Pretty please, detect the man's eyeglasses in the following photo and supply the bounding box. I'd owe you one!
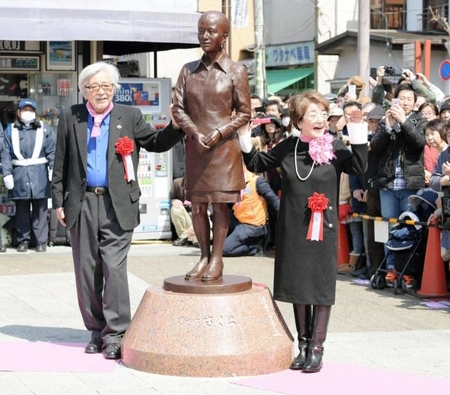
[85,83,114,93]
[305,112,328,121]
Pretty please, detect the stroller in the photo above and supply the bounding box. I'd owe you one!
[370,188,438,295]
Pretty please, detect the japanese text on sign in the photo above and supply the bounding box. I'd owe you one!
[266,42,314,67]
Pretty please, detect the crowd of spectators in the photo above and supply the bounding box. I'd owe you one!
[1,65,450,292]
[188,64,450,291]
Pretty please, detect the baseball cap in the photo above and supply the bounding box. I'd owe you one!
[367,106,385,120]
[18,98,37,110]
[327,107,344,119]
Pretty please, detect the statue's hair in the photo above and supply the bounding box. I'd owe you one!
[200,11,230,34]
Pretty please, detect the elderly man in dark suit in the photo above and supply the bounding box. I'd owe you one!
[52,62,184,360]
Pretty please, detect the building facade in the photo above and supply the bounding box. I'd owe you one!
[0,0,201,127]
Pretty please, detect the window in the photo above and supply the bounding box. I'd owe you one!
[422,0,448,31]
[371,0,405,30]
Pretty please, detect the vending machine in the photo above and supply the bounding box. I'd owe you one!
[115,78,173,240]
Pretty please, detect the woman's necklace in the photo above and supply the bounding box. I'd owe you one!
[294,137,315,181]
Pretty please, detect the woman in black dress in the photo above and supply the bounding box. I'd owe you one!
[239,91,368,373]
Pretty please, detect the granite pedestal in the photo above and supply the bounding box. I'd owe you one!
[121,275,293,377]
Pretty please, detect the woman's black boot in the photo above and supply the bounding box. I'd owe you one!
[302,305,331,373]
[289,304,312,370]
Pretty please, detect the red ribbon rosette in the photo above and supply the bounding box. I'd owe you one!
[306,192,329,241]
[115,136,135,182]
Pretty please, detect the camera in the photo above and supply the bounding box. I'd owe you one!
[384,66,395,76]
[252,117,271,125]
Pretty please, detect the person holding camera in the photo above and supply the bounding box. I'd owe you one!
[400,69,436,106]
[337,75,365,103]
[371,66,396,108]
[372,66,436,110]
[416,72,445,108]
[370,83,427,284]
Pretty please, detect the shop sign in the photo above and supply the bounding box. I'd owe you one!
[0,41,24,51]
[266,42,314,67]
[0,55,40,71]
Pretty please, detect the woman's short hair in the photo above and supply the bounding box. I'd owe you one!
[288,90,329,128]
[418,101,439,117]
[426,118,447,141]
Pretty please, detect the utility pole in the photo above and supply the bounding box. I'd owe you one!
[223,0,232,58]
[358,0,370,97]
[254,0,266,99]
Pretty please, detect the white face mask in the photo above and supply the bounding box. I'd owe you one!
[282,116,290,127]
[20,111,36,123]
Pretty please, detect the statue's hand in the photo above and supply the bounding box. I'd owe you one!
[202,129,221,148]
[194,132,210,151]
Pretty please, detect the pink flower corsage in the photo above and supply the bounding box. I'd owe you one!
[306,192,329,241]
[308,133,336,165]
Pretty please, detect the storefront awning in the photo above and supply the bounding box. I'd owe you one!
[0,0,200,54]
[266,68,314,94]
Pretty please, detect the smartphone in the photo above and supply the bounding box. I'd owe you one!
[348,84,356,96]
[392,98,400,106]
[253,118,272,125]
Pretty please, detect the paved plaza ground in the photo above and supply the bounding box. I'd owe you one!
[0,242,449,394]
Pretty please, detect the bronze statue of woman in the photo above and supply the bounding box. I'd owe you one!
[172,10,251,281]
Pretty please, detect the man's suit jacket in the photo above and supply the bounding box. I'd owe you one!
[52,103,184,231]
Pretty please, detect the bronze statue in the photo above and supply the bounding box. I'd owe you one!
[172,10,251,281]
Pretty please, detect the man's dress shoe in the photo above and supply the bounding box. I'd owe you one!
[35,243,47,252]
[103,343,121,359]
[85,338,103,354]
[16,242,28,252]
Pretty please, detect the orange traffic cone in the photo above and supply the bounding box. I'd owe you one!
[337,222,350,268]
[337,204,350,268]
[416,224,450,298]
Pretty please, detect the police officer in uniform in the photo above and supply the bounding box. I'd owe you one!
[1,99,56,252]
